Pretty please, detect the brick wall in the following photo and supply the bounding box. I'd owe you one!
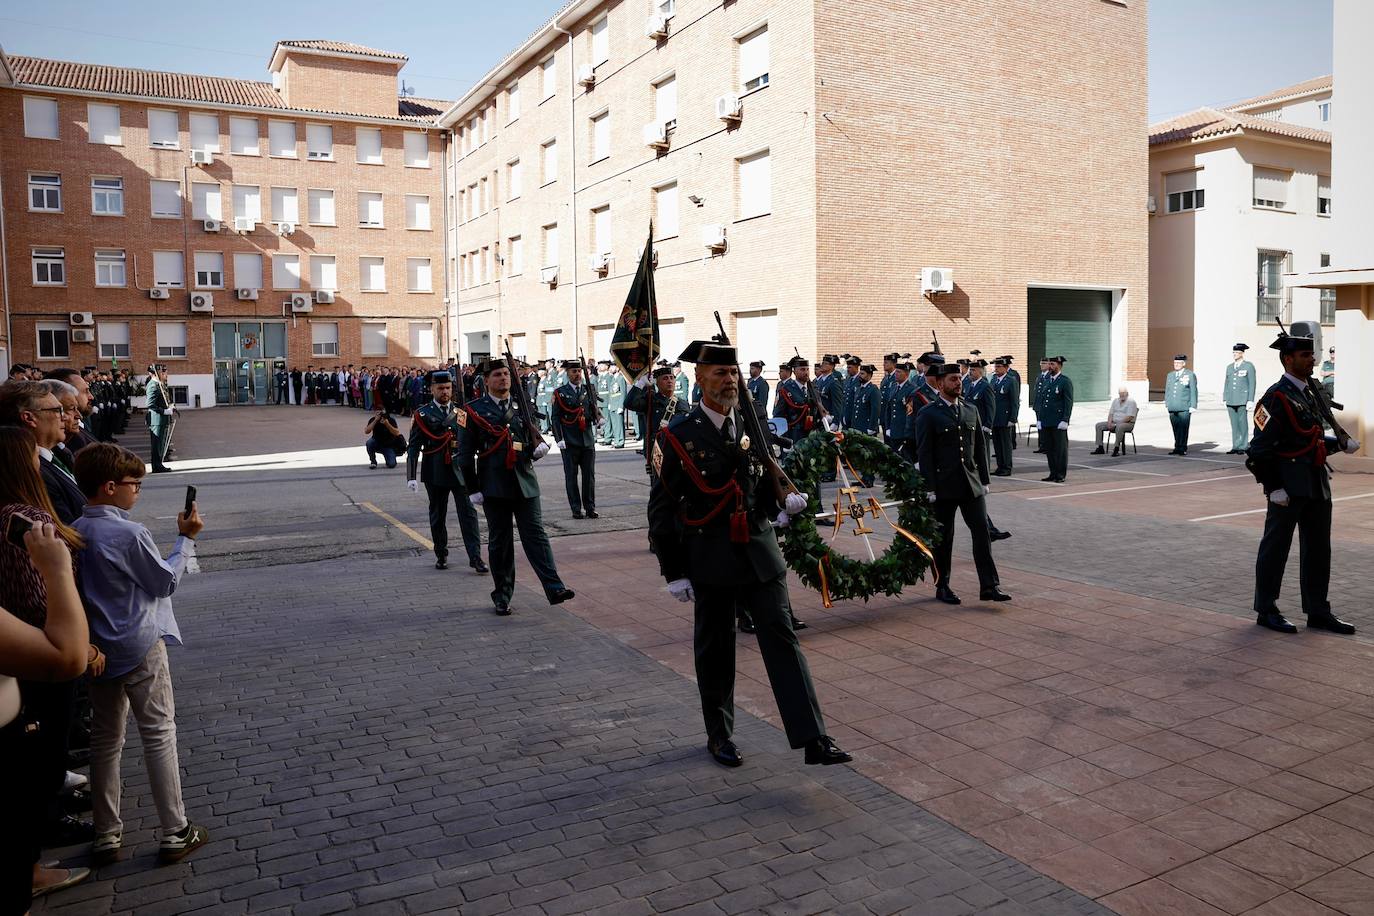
[280,53,400,119]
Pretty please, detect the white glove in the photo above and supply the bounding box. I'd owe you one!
[634,374,650,389]
[1189,407,1197,414]
[1247,402,1254,411]
[982,426,992,436]
[667,578,695,603]
[532,442,550,460]
[469,492,485,507]
[926,492,937,504]
[1057,421,1068,430]
[1270,488,1290,507]
[775,510,792,528]
[1344,439,1361,454]
[784,492,807,515]
[406,479,419,493]
[1037,422,1044,430]
[823,417,840,433]
[163,408,175,417]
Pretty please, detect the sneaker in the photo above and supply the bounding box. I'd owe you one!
[92,832,122,866]
[63,771,89,791]
[158,823,209,865]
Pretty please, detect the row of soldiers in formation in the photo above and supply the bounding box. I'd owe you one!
[5,363,134,442]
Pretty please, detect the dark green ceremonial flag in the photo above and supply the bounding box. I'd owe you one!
[610,224,660,383]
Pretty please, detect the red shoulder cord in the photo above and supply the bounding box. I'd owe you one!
[411,412,455,464]
[555,392,587,431]
[779,387,814,432]
[1270,392,1327,467]
[463,407,518,470]
[660,427,749,543]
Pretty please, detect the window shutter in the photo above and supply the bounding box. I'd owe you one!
[1164,170,1198,194]
[153,250,184,287]
[594,207,611,256]
[148,110,179,147]
[306,124,333,159]
[1253,167,1290,206]
[151,180,182,216]
[404,131,429,167]
[310,256,337,290]
[24,97,60,139]
[592,17,609,65]
[233,185,262,222]
[655,77,677,124]
[230,117,259,154]
[272,187,299,223]
[738,150,771,218]
[87,103,121,144]
[739,26,769,90]
[356,127,383,164]
[190,113,219,152]
[233,253,263,289]
[268,120,296,157]
[309,189,335,225]
[656,183,679,238]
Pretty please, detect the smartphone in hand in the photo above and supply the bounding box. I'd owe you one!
[5,513,34,549]
[184,485,197,517]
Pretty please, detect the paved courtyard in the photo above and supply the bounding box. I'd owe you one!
[36,403,1374,915]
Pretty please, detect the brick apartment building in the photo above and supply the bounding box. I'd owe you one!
[442,0,1150,401]
[0,40,448,407]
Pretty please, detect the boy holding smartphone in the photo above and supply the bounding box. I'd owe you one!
[69,444,208,866]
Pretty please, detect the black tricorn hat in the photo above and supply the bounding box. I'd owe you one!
[478,357,509,375]
[778,363,792,372]
[1174,354,1189,361]
[1271,333,1314,354]
[653,366,675,379]
[845,355,862,366]
[787,355,808,368]
[821,354,839,365]
[934,363,963,378]
[1233,343,1250,351]
[992,357,1009,366]
[884,352,901,363]
[429,370,453,384]
[748,360,764,368]
[1048,355,1066,364]
[679,340,737,366]
[860,364,877,374]
[561,359,582,370]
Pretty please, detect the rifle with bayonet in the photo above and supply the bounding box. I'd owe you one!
[795,346,832,429]
[576,348,601,427]
[502,337,548,451]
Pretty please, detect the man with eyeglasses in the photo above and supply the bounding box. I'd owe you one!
[0,380,86,523]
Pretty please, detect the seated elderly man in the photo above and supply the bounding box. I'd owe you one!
[1092,388,1138,456]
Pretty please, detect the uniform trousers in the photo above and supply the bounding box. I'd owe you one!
[149,425,170,469]
[1041,427,1069,478]
[1227,405,1250,451]
[931,492,1000,590]
[1254,495,1332,616]
[691,574,825,748]
[1169,410,1192,452]
[560,444,596,513]
[424,480,483,564]
[992,425,1015,471]
[606,408,626,446]
[481,495,566,606]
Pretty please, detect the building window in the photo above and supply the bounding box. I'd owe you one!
[233,253,263,289]
[312,322,339,358]
[591,16,610,66]
[592,206,612,259]
[479,177,489,215]
[189,112,219,153]
[541,55,557,101]
[229,117,260,155]
[23,97,59,140]
[232,184,262,223]
[543,223,559,268]
[192,182,223,221]
[358,192,384,227]
[472,248,486,286]
[194,251,225,288]
[268,120,296,158]
[94,249,127,287]
[148,109,179,148]
[97,321,130,360]
[1164,170,1203,213]
[658,0,676,17]
[405,194,431,230]
[28,173,61,212]
[151,179,182,218]
[1318,175,1331,216]
[153,250,185,288]
[306,124,333,160]
[507,82,521,123]
[1318,101,1331,122]
[87,103,121,145]
[654,74,677,129]
[361,322,388,356]
[739,25,770,93]
[308,188,335,225]
[310,255,337,291]
[156,321,188,359]
[542,139,558,186]
[403,131,429,168]
[36,322,70,359]
[738,149,771,219]
[1257,251,1287,322]
[271,187,300,224]
[407,258,433,292]
[32,247,66,285]
[508,235,524,276]
[507,159,522,200]
[591,110,610,162]
[92,177,124,216]
[1253,167,1289,210]
[655,181,679,238]
[1319,253,1336,325]
[272,254,301,290]
[356,127,383,165]
[409,322,436,358]
[360,257,386,292]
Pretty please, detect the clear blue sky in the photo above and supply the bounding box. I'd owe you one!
[1,0,1333,121]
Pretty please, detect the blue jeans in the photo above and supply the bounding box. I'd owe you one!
[366,437,397,467]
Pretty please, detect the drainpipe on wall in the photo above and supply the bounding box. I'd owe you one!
[0,168,12,373]
[554,19,579,355]
[440,129,453,361]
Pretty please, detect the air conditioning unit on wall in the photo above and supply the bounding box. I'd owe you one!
[71,328,95,343]
[578,63,596,88]
[643,122,670,151]
[189,292,214,312]
[289,293,312,313]
[716,94,743,123]
[702,224,727,252]
[189,149,213,164]
[645,13,669,40]
[921,267,954,295]
[149,288,170,300]
[314,290,335,304]
[237,288,258,301]
[69,311,94,326]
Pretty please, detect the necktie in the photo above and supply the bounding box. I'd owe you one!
[721,416,735,446]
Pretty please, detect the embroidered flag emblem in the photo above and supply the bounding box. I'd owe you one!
[1254,404,1270,431]
[454,409,467,428]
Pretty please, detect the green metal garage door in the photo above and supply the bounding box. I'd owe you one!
[1027,289,1111,401]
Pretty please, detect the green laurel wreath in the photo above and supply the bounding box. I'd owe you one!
[780,430,941,602]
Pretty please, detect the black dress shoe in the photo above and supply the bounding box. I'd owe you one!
[547,587,575,605]
[989,529,1012,542]
[434,557,448,570]
[1307,614,1357,635]
[470,558,489,574]
[993,469,1011,476]
[1091,446,1105,455]
[66,748,90,769]
[1041,476,1058,482]
[572,511,585,519]
[708,739,743,767]
[980,587,1012,602]
[1256,611,1297,633]
[43,814,94,846]
[493,602,512,616]
[738,616,757,634]
[585,509,600,519]
[1111,448,1120,457]
[804,736,853,765]
[151,465,172,474]
[935,585,961,605]
[791,616,808,631]
[60,788,92,814]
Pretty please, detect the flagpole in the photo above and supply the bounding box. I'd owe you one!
[645,224,657,475]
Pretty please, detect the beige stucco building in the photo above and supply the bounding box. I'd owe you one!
[441,0,1150,401]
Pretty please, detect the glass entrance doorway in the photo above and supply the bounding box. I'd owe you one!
[213,321,287,405]
[213,359,271,404]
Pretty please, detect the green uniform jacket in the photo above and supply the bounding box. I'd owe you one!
[746,375,769,409]
[990,373,1020,427]
[458,394,542,499]
[1247,377,1340,502]
[594,373,613,416]
[915,398,991,500]
[674,372,690,406]
[608,373,628,409]
[1223,361,1257,407]
[964,377,993,430]
[776,378,814,440]
[552,383,599,448]
[145,377,170,432]
[647,407,785,585]
[1164,369,1199,412]
[406,401,468,486]
[843,380,881,433]
[1036,373,1074,426]
[879,372,896,421]
[1031,371,1051,418]
[884,378,916,439]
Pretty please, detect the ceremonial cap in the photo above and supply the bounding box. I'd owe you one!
[884,352,901,363]
[561,359,582,370]
[653,366,675,379]
[934,363,963,378]
[787,355,808,368]
[1233,343,1249,351]
[821,353,839,365]
[429,370,453,384]
[1047,355,1066,364]
[1270,332,1314,354]
[845,355,862,366]
[898,362,916,372]
[778,362,792,373]
[478,357,509,375]
[992,357,1009,366]
[1174,354,1188,361]
[860,364,877,374]
[749,360,764,368]
[678,340,737,365]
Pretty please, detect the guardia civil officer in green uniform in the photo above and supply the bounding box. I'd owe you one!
[647,339,851,769]
[916,363,1009,605]
[878,353,900,442]
[606,361,629,448]
[813,355,841,420]
[990,357,1020,475]
[1321,347,1336,399]
[536,362,556,434]
[746,361,769,411]
[594,360,614,445]
[406,371,488,573]
[1247,331,1359,635]
[551,360,599,519]
[1223,343,1257,454]
[1031,358,1052,453]
[883,362,917,460]
[1164,354,1199,455]
[843,364,881,434]
[459,358,575,616]
[144,364,173,472]
[1036,355,1073,481]
[673,361,691,407]
[776,357,817,442]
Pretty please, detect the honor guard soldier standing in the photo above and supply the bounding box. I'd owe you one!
[1031,358,1051,453]
[1247,331,1359,634]
[405,371,488,574]
[459,358,575,615]
[536,362,557,434]
[605,362,629,448]
[813,355,840,419]
[1164,354,1199,455]
[673,361,691,408]
[885,361,918,459]
[776,357,816,443]
[626,366,684,472]
[594,361,614,445]
[771,363,792,419]
[840,355,862,415]
[551,360,599,519]
[916,363,1010,605]
[878,353,900,441]
[1224,344,1257,454]
[990,357,1020,475]
[746,361,769,411]
[1036,356,1073,481]
[844,364,881,434]
[648,339,850,769]
[144,364,173,473]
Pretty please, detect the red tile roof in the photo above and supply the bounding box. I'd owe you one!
[274,40,409,62]
[1148,107,1330,147]
[1224,75,1332,112]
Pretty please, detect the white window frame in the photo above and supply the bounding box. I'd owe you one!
[591,16,610,66]
[359,257,386,292]
[97,321,131,360]
[355,127,384,165]
[654,74,678,129]
[407,258,433,293]
[361,321,388,357]
[229,116,260,156]
[28,173,62,212]
[655,181,679,239]
[148,109,180,149]
[541,55,558,101]
[232,184,262,223]
[507,158,522,200]
[1318,101,1331,122]
[189,112,220,153]
[403,131,430,168]
[591,110,610,163]
[150,179,182,218]
[541,139,558,186]
[94,248,127,288]
[233,253,264,290]
[194,251,225,289]
[31,247,66,286]
[408,321,436,359]
[156,321,188,359]
[268,120,297,158]
[87,102,122,145]
[1318,175,1332,216]
[271,187,300,225]
[307,188,336,226]
[23,96,59,140]
[311,322,340,358]
[543,223,560,268]
[358,191,385,228]
[152,250,185,288]
[592,205,612,258]
[91,176,124,216]
[36,322,70,360]
[306,123,334,161]
[658,0,676,17]
[737,148,772,220]
[405,194,431,231]
[1164,170,1203,214]
[272,254,301,291]
[738,24,770,94]
[506,81,521,123]
[310,255,337,292]
[507,235,524,276]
